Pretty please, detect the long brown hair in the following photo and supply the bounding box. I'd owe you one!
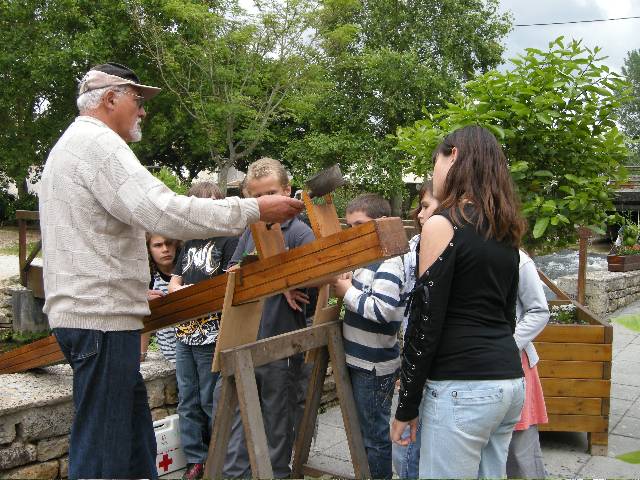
[145,233,181,276]
[435,125,526,247]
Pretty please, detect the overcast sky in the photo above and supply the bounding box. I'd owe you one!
[498,0,640,72]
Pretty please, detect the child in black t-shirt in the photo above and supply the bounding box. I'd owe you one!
[167,181,238,480]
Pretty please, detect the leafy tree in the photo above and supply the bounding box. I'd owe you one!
[396,37,629,249]
[619,49,640,164]
[283,0,512,213]
[130,0,321,193]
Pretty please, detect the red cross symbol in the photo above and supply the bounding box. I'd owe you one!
[158,453,173,472]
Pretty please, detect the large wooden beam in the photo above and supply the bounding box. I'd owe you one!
[0,217,407,374]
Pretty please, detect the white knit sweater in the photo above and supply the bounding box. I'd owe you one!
[39,116,259,331]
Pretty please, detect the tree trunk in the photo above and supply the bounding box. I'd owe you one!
[217,157,235,197]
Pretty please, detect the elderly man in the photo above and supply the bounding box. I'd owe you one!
[39,62,304,480]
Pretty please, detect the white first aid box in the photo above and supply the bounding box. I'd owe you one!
[154,414,187,476]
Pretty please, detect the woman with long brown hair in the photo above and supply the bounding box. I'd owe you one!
[391,125,527,479]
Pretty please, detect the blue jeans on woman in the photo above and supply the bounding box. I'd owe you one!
[53,328,157,480]
[419,378,525,479]
[175,341,219,464]
[349,366,397,480]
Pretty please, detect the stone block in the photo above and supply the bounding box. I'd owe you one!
[165,379,178,404]
[0,417,17,444]
[36,434,69,462]
[20,402,73,441]
[59,455,68,478]
[2,459,59,479]
[9,287,47,333]
[0,441,37,470]
[151,408,169,422]
[146,379,165,409]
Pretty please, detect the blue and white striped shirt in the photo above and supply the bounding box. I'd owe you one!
[342,256,405,376]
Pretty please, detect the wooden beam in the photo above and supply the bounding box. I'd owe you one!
[15,210,39,221]
[0,217,408,374]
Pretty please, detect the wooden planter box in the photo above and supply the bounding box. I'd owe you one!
[534,299,612,455]
[608,254,640,272]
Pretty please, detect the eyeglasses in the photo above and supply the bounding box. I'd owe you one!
[121,90,145,108]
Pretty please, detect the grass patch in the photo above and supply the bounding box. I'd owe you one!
[616,450,640,464]
[612,314,640,333]
[0,329,51,353]
[0,240,41,257]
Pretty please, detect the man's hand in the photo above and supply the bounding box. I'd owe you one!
[331,272,353,298]
[391,417,419,446]
[284,289,310,312]
[256,195,304,224]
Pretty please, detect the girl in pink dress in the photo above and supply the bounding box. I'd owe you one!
[507,250,550,478]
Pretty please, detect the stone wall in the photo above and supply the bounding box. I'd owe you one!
[556,268,640,317]
[0,353,177,479]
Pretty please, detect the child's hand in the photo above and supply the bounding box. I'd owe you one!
[226,264,241,272]
[331,272,352,298]
[168,283,191,294]
[147,289,165,301]
[284,289,310,312]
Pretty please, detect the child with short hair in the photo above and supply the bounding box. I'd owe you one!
[332,193,405,480]
[167,181,239,480]
[221,157,316,478]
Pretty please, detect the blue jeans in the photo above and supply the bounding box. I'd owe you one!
[419,378,525,479]
[175,341,219,464]
[392,418,422,478]
[53,328,157,480]
[349,366,397,480]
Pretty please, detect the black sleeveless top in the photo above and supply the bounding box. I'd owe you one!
[395,206,523,422]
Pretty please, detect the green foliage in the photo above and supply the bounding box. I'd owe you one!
[284,0,512,204]
[619,49,640,164]
[396,38,629,249]
[152,167,188,196]
[548,304,586,325]
[130,0,321,193]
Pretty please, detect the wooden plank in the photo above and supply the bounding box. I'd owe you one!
[0,341,62,370]
[537,360,604,379]
[19,218,26,286]
[544,397,602,415]
[540,414,608,433]
[303,191,342,239]
[233,350,274,479]
[327,324,371,479]
[250,222,285,259]
[15,210,39,221]
[0,336,64,374]
[212,272,264,372]
[1,218,408,373]
[538,269,570,300]
[27,266,45,299]
[306,285,341,364]
[534,342,612,361]
[205,376,238,479]
[541,378,611,397]
[535,324,605,344]
[291,347,329,477]
[220,322,333,376]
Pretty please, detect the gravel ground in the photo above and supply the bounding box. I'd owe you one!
[0,255,21,280]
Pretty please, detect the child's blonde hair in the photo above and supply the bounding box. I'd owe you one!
[245,157,290,188]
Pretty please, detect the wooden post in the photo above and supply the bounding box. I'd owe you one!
[18,216,27,287]
[577,227,593,305]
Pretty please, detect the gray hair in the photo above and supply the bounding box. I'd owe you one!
[76,85,126,112]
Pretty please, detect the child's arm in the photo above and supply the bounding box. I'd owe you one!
[140,332,150,362]
[333,256,404,324]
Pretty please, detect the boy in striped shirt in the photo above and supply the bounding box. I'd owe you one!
[332,193,405,480]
